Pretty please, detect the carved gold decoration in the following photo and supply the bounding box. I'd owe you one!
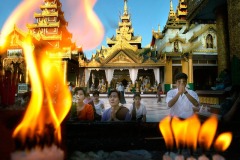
[189,24,216,42]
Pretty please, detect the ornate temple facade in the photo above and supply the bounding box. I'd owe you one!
[78,0,166,93]
[1,0,231,96]
[0,0,80,93]
[151,0,218,91]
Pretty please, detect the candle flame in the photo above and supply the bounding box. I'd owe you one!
[214,132,232,152]
[159,115,174,149]
[171,116,189,148]
[12,37,72,144]
[185,114,201,151]
[159,114,232,152]
[198,115,218,150]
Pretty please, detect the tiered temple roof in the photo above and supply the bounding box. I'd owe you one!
[27,0,75,50]
[80,0,166,68]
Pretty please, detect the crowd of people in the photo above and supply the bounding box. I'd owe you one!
[69,72,240,123]
[70,86,147,122]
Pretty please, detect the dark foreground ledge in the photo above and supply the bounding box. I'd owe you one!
[62,121,163,153]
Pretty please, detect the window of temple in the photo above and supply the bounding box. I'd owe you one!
[206,34,213,48]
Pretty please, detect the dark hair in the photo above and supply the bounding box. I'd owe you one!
[175,72,188,81]
[133,93,141,99]
[74,87,86,96]
[108,89,121,99]
[92,90,100,96]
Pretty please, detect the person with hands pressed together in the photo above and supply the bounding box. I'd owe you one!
[101,89,131,122]
[166,72,199,119]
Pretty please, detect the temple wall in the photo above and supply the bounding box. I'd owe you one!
[227,0,240,59]
[227,0,240,85]
[215,6,230,74]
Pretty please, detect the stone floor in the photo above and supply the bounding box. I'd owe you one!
[99,93,170,122]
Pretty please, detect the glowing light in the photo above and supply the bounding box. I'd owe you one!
[0,0,41,46]
[214,132,232,152]
[64,0,104,51]
[159,115,174,150]
[198,115,218,150]
[159,114,232,152]
[13,37,72,144]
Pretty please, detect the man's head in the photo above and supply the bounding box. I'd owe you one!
[175,72,188,81]
[175,72,188,87]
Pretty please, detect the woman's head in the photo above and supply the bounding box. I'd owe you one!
[108,89,121,107]
[74,87,86,102]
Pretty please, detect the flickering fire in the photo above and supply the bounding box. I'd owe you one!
[66,0,104,50]
[159,114,232,153]
[214,132,232,152]
[0,0,104,51]
[0,1,41,46]
[12,37,72,146]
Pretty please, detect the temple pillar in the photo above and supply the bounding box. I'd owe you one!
[181,58,189,77]
[129,68,137,85]
[63,61,68,84]
[85,68,90,87]
[164,57,172,92]
[215,5,230,74]
[227,0,240,59]
[227,0,240,85]
[153,68,160,84]
[105,68,114,87]
[188,54,194,89]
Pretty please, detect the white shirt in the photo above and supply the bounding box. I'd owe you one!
[93,100,105,115]
[166,88,199,119]
[129,103,147,119]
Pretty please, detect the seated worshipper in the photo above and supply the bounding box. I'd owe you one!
[166,72,199,119]
[89,90,105,121]
[101,89,131,121]
[83,92,93,104]
[220,85,240,122]
[129,93,147,122]
[71,87,94,121]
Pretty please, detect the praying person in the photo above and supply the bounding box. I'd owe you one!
[166,72,199,119]
[101,89,131,121]
[129,93,147,122]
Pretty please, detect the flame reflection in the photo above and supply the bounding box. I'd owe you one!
[0,1,41,46]
[13,37,72,144]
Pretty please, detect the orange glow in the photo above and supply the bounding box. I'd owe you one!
[198,115,218,150]
[159,115,174,149]
[160,114,232,152]
[185,114,201,151]
[65,0,104,50]
[0,0,41,46]
[13,37,72,144]
[171,117,189,148]
[214,132,232,152]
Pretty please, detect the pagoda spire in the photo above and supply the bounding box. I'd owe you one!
[123,0,128,15]
[169,0,176,18]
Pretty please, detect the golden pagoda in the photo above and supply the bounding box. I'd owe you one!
[1,0,80,93]
[79,0,166,93]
